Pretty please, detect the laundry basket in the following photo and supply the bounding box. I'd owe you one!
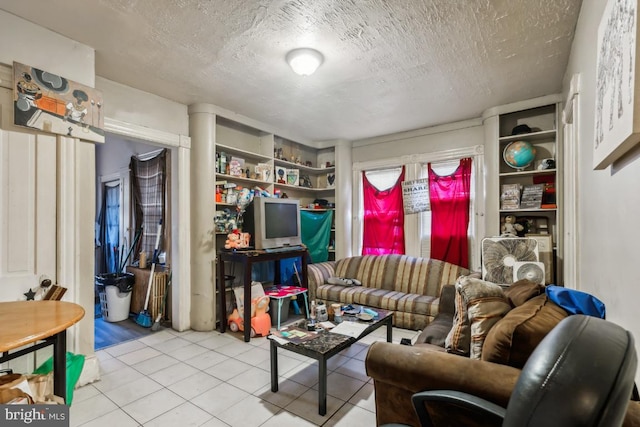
[95,273,134,322]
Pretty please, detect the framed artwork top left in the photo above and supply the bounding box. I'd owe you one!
[13,61,105,143]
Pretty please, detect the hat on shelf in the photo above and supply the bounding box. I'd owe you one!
[511,124,532,135]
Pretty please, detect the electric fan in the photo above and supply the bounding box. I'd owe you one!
[513,261,546,285]
[481,237,539,284]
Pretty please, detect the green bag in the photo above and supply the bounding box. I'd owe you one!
[33,351,85,405]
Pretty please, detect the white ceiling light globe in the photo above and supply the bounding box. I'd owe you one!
[286,48,324,76]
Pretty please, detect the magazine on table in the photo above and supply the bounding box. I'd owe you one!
[269,326,317,344]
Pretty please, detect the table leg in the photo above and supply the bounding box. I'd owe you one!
[270,340,279,392]
[218,256,226,333]
[277,299,282,330]
[319,356,327,416]
[53,331,67,403]
[386,316,393,343]
[302,292,310,319]
[243,263,252,342]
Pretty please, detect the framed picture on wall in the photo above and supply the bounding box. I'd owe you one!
[593,0,640,169]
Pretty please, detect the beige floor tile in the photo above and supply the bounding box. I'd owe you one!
[334,357,370,382]
[121,388,185,425]
[78,408,140,427]
[349,382,376,412]
[98,356,127,375]
[148,361,199,386]
[148,337,192,354]
[93,366,144,393]
[227,365,272,394]
[284,388,345,425]
[254,378,310,409]
[216,394,280,427]
[191,382,250,416]
[183,349,227,370]
[117,346,162,366]
[103,376,164,407]
[72,383,101,404]
[143,401,213,427]
[69,393,118,426]
[312,371,366,402]
[165,342,210,361]
[204,358,252,382]
[104,340,147,358]
[137,330,176,347]
[324,402,377,426]
[131,354,179,376]
[259,409,318,427]
[167,371,221,400]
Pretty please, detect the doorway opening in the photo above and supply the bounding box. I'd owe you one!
[94,135,172,350]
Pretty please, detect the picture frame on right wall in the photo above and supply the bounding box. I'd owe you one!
[593,0,640,169]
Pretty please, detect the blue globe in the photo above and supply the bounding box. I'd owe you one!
[503,141,536,170]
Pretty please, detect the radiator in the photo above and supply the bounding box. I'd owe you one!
[149,271,168,321]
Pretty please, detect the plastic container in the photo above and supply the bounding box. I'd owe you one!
[269,296,291,326]
[95,273,134,322]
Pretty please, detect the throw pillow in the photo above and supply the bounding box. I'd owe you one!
[481,294,569,368]
[503,279,545,307]
[445,276,511,359]
[445,289,470,356]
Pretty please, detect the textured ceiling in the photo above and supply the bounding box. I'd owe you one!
[0,0,582,141]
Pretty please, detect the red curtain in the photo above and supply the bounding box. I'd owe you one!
[429,158,471,268]
[362,167,405,255]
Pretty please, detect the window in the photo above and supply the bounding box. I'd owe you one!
[353,145,484,270]
[361,167,405,255]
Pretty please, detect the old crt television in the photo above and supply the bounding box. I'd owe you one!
[243,197,302,249]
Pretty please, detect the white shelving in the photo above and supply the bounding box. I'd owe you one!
[494,102,563,284]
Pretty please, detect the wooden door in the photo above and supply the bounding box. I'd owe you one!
[0,129,57,301]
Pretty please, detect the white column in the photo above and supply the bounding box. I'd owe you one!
[188,104,217,331]
[334,142,352,259]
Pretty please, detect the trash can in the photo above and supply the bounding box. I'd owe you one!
[95,273,135,322]
[269,296,290,326]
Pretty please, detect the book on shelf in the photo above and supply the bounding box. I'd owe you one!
[500,184,521,210]
[520,184,544,209]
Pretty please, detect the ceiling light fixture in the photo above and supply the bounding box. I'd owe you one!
[286,48,324,76]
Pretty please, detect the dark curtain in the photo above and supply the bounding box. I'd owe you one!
[362,167,405,255]
[429,157,472,268]
[130,149,167,261]
[97,183,120,274]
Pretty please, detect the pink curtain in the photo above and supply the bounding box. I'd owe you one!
[429,158,471,268]
[362,167,405,255]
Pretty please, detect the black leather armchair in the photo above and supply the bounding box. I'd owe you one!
[385,315,638,427]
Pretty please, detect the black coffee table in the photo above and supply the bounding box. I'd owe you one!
[269,308,393,415]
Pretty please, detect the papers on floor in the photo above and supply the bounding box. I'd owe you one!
[329,321,369,338]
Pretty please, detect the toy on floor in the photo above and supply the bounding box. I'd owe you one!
[228,295,271,337]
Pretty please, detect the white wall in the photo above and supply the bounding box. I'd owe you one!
[564,1,640,381]
[96,77,188,136]
[352,119,484,161]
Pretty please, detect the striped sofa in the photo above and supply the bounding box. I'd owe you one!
[307,255,470,330]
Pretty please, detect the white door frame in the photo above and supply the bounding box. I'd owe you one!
[562,73,580,289]
[103,118,191,331]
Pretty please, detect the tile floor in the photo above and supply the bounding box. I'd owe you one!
[70,325,419,426]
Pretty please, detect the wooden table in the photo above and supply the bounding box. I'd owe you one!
[218,247,309,342]
[0,301,85,403]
